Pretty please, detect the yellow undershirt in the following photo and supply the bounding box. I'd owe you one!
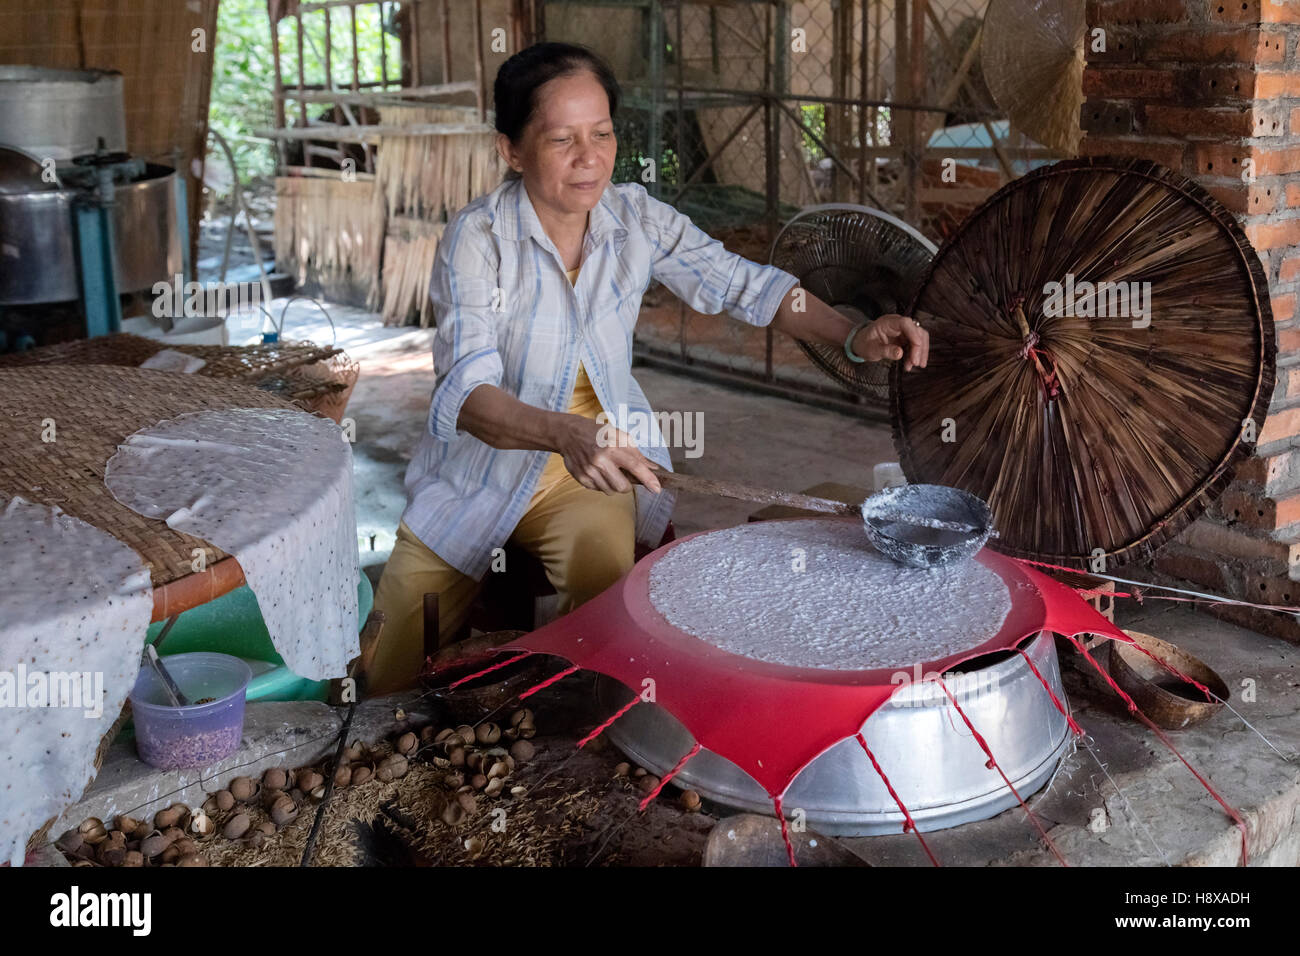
[531,265,603,502]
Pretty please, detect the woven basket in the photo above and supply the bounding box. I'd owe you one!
[257,352,360,424]
[0,365,298,589]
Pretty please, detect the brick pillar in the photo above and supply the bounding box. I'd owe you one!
[1081,0,1300,639]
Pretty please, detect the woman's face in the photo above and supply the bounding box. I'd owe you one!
[498,70,617,220]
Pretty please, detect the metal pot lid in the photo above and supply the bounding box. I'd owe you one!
[891,157,1276,569]
[0,146,55,194]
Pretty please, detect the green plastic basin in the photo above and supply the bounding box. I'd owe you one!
[147,572,374,703]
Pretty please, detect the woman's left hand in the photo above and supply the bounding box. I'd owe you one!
[852,314,929,371]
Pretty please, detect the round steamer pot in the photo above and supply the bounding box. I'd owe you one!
[129,652,252,770]
[596,631,1071,836]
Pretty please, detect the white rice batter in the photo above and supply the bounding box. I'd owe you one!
[106,408,360,681]
[0,496,154,867]
[647,518,1012,670]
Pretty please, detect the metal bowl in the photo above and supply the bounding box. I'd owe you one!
[861,483,994,568]
[596,631,1070,836]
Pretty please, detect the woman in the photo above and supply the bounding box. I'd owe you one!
[367,42,928,694]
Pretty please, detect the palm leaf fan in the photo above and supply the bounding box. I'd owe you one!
[892,157,1275,568]
[982,0,1085,155]
[769,204,937,405]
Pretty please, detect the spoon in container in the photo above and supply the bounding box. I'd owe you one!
[143,644,190,707]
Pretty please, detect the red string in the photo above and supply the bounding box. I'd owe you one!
[517,664,580,700]
[1125,641,1214,702]
[1016,557,1300,616]
[772,794,798,867]
[933,675,1070,866]
[577,697,640,749]
[854,732,941,867]
[446,650,533,690]
[1062,634,1250,865]
[638,742,702,811]
[1014,648,1086,737]
[1020,332,1062,400]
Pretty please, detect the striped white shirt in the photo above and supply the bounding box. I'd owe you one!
[402,176,800,578]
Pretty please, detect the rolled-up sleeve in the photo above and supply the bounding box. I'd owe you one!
[634,184,799,327]
[428,218,506,442]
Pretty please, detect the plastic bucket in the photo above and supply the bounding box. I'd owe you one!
[129,652,252,769]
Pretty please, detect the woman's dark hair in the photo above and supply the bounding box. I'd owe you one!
[493,42,620,170]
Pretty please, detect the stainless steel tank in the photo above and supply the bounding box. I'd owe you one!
[0,161,182,305]
[596,631,1072,836]
[0,66,127,160]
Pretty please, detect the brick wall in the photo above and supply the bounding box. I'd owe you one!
[1081,0,1300,639]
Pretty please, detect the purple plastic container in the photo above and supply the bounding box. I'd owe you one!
[129,652,252,769]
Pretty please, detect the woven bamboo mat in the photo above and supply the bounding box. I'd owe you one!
[0,366,299,589]
[0,332,341,381]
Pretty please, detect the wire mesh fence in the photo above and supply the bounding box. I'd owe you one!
[543,0,1067,412]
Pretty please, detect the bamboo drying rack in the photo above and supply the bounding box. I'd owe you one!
[0,366,309,622]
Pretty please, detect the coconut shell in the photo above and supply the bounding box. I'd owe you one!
[222,813,251,841]
[509,739,535,762]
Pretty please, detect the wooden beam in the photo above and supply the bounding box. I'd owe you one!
[279,81,477,104]
[280,164,377,180]
[351,3,361,91]
[300,0,386,11]
[269,8,288,168]
[848,145,1055,160]
[253,121,493,144]
[441,0,452,85]
[473,0,486,122]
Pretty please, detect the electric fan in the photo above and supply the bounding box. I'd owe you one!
[768,203,937,405]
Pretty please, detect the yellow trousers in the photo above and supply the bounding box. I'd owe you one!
[367,474,637,695]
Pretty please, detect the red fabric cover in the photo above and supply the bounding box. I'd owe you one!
[503,519,1130,799]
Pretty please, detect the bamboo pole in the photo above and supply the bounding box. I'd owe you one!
[351,4,361,90]
[296,12,309,128]
[895,0,911,218]
[325,7,333,88]
[441,0,452,85]
[254,121,493,143]
[474,0,486,122]
[858,0,868,205]
[380,0,388,87]
[281,81,477,104]
[270,9,288,169]
[411,0,422,86]
[908,0,925,223]
[870,0,881,193]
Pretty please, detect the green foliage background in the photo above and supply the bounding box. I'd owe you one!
[208,0,400,191]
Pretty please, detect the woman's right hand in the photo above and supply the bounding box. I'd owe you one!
[555,415,663,495]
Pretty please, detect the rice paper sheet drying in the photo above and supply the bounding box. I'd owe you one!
[0,495,154,867]
[106,408,360,681]
[648,518,1011,671]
